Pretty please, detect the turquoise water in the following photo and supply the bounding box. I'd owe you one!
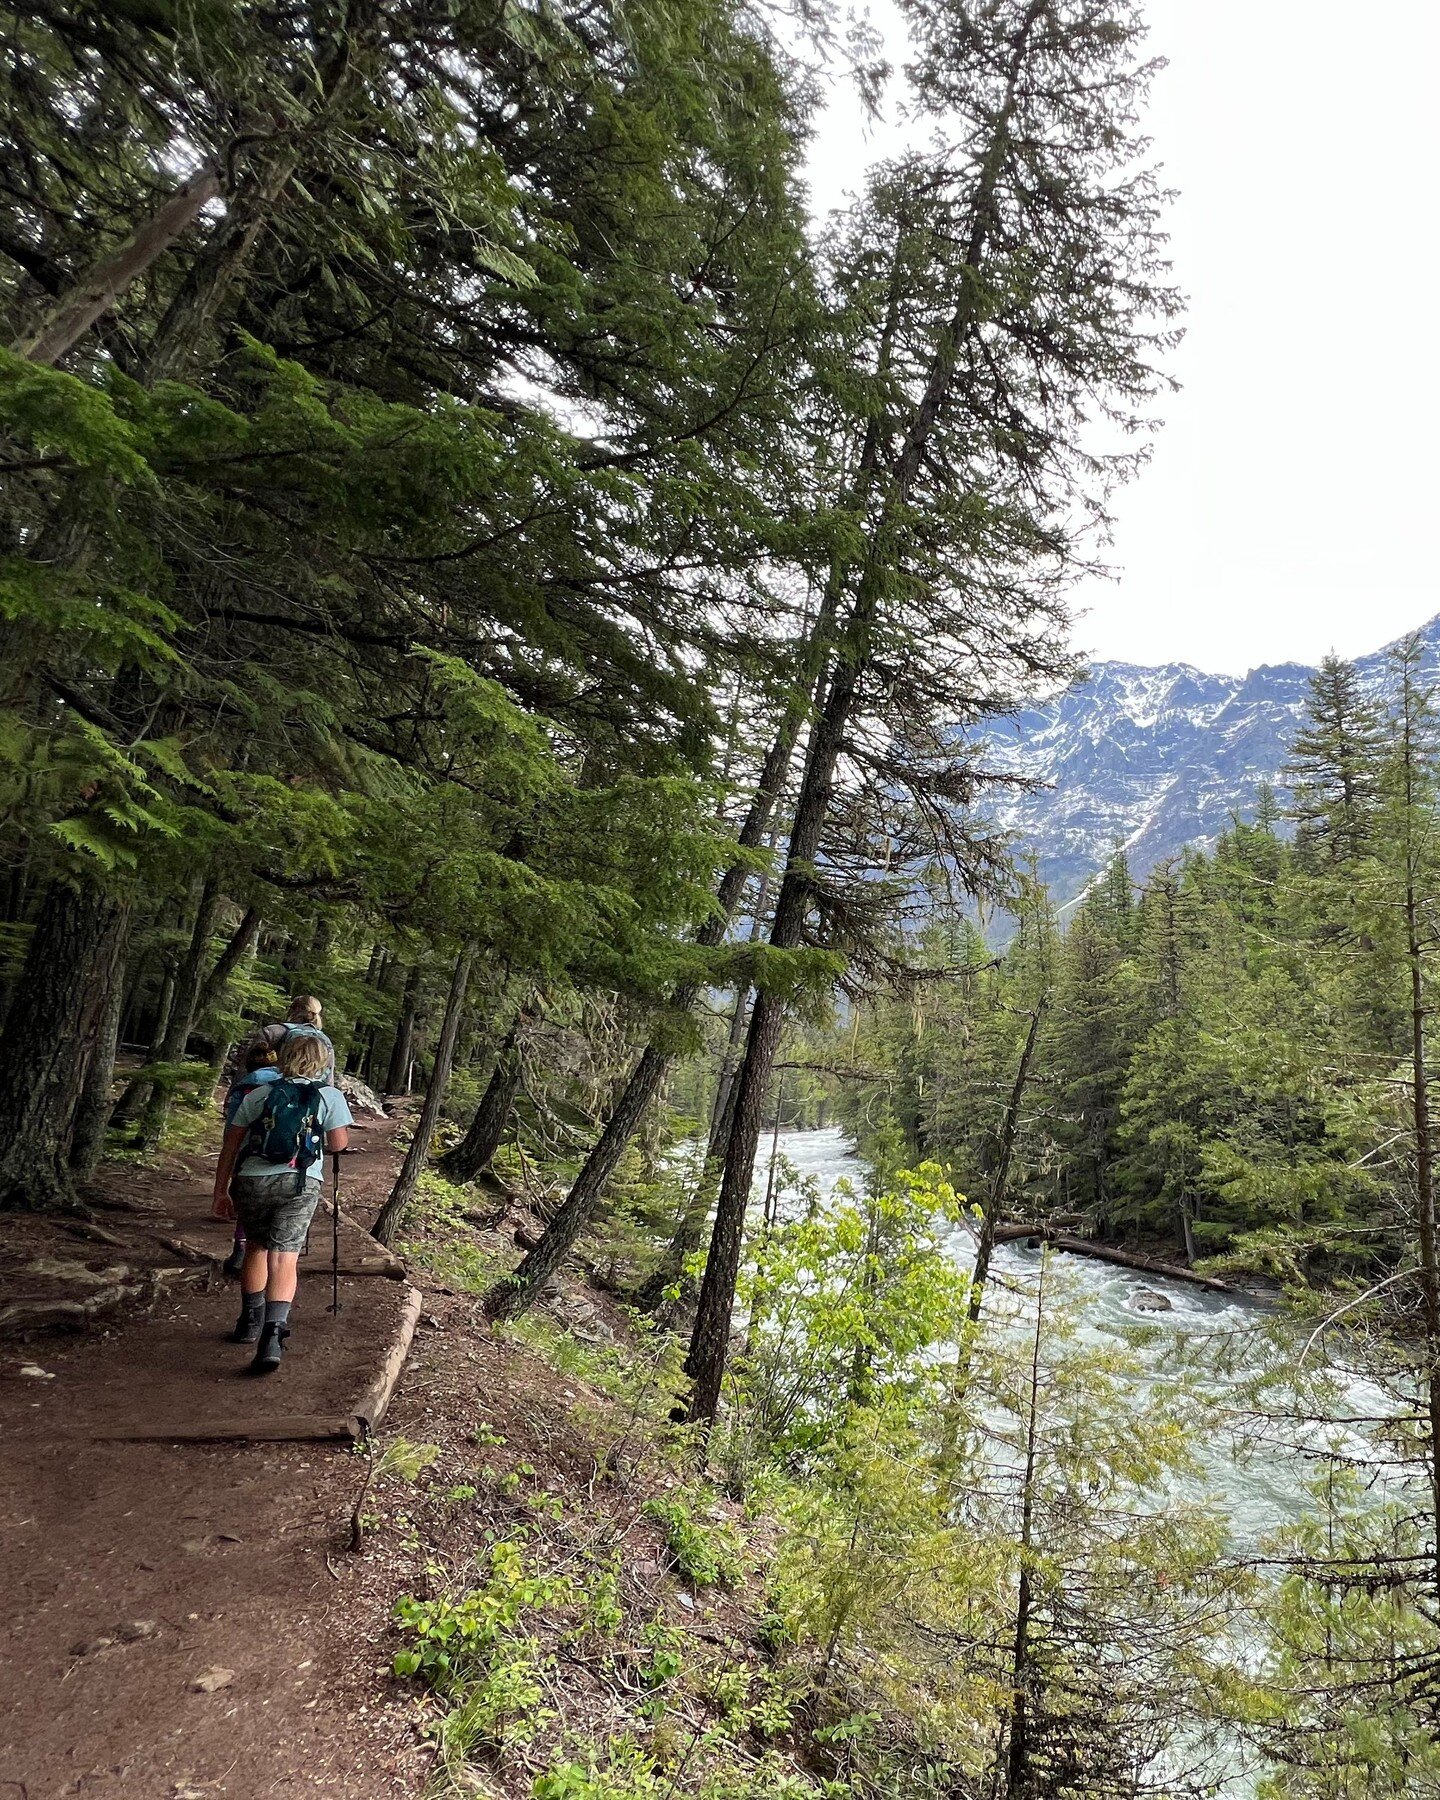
[748,1128,1409,1794]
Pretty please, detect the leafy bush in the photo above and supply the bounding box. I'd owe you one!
[532,1739,665,1800]
[573,1564,624,1640]
[642,1488,744,1587]
[637,1617,685,1687]
[393,1540,570,1695]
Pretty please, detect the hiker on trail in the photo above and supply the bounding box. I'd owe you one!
[219,1042,280,1279]
[212,1031,352,1376]
[219,998,338,1282]
[223,995,336,1097]
[218,998,335,1277]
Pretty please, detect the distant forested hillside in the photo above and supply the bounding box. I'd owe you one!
[840,641,1440,1287]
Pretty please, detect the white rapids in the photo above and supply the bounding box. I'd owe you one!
[745,1127,1411,1795]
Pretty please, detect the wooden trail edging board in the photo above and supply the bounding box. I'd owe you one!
[94,1283,424,1444]
[348,1281,424,1433]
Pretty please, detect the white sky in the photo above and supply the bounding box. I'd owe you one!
[804,0,1440,677]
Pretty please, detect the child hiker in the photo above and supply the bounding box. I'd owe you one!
[218,997,337,1281]
[212,1030,352,1375]
[219,1041,281,1279]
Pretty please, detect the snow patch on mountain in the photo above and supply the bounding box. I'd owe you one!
[984,615,1440,910]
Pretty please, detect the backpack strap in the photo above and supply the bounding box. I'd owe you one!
[290,1082,326,1196]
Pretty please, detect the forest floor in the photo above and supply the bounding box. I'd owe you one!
[0,1115,776,1800]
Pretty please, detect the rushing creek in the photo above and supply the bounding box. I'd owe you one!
[748,1127,1408,1795]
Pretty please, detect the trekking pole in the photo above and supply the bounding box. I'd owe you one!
[329,1150,343,1315]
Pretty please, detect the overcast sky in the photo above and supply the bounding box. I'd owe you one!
[805,0,1440,678]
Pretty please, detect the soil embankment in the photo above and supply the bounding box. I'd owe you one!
[0,1122,432,1796]
[0,1120,757,1800]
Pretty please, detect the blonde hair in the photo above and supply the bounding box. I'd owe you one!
[278,1031,330,1080]
[287,994,323,1026]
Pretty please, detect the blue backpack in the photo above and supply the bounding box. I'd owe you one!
[245,1078,326,1194]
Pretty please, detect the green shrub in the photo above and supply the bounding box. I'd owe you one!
[532,1738,664,1800]
[642,1488,744,1587]
[392,1540,570,1694]
[637,1617,686,1686]
[573,1564,624,1640]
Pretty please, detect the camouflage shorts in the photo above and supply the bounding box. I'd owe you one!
[232,1172,322,1253]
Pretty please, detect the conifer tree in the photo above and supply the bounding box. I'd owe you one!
[0,0,819,1209]
[1048,885,1140,1231]
[1284,655,1387,867]
[684,0,1179,1424]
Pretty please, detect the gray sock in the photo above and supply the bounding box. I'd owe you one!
[241,1290,264,1319]
[263,1299,291,1328]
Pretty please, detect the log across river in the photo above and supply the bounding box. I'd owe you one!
[988,1221,1237,1292]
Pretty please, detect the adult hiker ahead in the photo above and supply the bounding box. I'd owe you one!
[212,1031,352,1375]
[220,995,337,1278]
[229,994,336,1090]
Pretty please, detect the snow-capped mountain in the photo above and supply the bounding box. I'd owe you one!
[985,613,1440,911]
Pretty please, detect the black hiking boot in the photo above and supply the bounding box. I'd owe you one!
[229,1294,264,1344]
[248,1322,290,1375]
[222,1242,246,1281]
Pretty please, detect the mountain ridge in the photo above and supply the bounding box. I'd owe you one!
[985,612,1440,910]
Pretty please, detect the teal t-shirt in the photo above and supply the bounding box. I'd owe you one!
[232,1080,353,1185]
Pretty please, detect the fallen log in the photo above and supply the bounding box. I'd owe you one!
[991,1224,1236,1293]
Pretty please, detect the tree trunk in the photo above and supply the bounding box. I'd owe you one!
[1004,1251,1047,1800]
[636,864,775,1317]
[686,582,883,1419]
[347,943,385,1074]
[634,997,751,1314]
[111,961,176,1125]
[966,999,1049,1330]
[385,964,421,1095]
[12,167,223,365]
[372,945,473,1247]
[361,950,395,1085]
[143,155,299,382]
[761,1070,787,1229]
[138,879,221,1145]
[149,968,177,1060]
[483,1042,672,1319]
[0,883,130,1210]
[708,983,753,1152]
[68,937,129,1180]
[686,985,788,1414]
[1398,665,1440,1596]
[437,1025,523,1182]
[987,1224,1234,1291]
[193,904,262,1021]
[683,58,1040,1422]
[117,942,151,1048]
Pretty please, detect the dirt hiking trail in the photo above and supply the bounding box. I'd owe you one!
[0,1119,434,1798]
